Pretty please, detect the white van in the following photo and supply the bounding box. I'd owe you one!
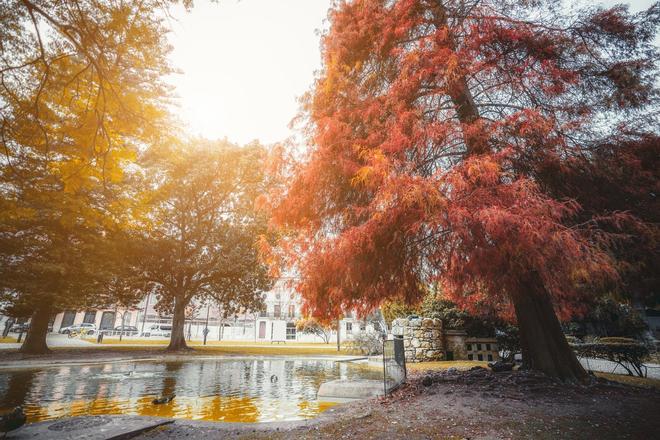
[142,324,172,338]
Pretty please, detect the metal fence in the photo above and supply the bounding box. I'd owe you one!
[383,336,406,394]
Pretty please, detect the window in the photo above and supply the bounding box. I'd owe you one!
[288,305,295,318]
[274,304,281,318]
[486,343,491,351]
[466,343,472,351]
[61,311,76,328]
[477,343,482,351]
[487,354,493,361]
[276,293,281,300]
[360,322,366,331]
[477,354,483,361]
[259,305,267,317]
[468,354,474,360]
[83,311,96,324]
[100,311,116,330]
[346,322,352,332]
[286,322,296,340]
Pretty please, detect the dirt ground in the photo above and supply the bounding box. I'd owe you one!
[136,367,660,440]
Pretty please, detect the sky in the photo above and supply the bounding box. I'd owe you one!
[166,0,655,146]
[167,0,332,146]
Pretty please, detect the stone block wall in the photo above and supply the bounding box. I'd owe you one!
[392,317,498,363]
[392,317,444,362]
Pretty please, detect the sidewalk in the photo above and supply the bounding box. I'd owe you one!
[580,357,660,380]
[0,333,96,350]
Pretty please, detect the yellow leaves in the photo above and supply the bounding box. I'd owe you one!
[445,53,460,81]
[351,165,374,186]
[351,148,388,187]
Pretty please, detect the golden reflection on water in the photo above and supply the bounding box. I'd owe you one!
[11,395,337,424]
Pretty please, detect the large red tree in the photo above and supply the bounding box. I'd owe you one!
[272,0,659,381]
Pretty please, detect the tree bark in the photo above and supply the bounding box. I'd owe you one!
[20,305,52,355]
[511,273,588,382]
[166,296,190,351]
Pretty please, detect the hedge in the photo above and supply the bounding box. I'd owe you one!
[572,339,649,377]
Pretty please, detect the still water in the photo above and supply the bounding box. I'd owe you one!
[0,358,381,423]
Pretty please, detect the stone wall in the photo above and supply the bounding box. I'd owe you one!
[392,317,444,362]
[392,317,498,363]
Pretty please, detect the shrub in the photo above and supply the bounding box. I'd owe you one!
[342,331,383,355]
[564,335,581,345]
[495,325,520,362]
[572,339,649,377]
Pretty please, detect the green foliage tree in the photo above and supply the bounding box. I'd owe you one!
[133,141,273,351]
[296,317,333,343]
[0,0,180,354]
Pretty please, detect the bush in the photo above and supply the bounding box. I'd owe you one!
[343,332,383,355]
[572,339,649,377]
[564,335,581,345]
[495,325,520,362]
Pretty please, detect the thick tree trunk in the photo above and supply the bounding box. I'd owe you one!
[166,296,190,351]
[20,306,52,355]
[511,273,588,382]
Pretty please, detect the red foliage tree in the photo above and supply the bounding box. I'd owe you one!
[271,0,658,381]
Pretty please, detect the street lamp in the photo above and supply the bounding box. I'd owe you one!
[203,303,210,345]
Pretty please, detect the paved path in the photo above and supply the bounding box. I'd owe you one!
[579,357,660,380]
[7,415,172,439]
[0,333,96,350]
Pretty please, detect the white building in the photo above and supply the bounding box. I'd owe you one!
[23,278,384,343]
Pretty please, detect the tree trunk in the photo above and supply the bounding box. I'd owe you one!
[166,296,190,351]
[20,306,52,355]
[512,273,588,382]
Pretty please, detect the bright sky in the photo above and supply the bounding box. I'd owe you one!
[166,0,654,146]
[167,0,331,146]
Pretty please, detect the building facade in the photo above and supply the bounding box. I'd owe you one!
[43,278,382,343]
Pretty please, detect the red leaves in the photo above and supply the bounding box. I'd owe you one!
[269,0,657,323]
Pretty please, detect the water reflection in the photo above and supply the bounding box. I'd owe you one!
[0,358,380,423]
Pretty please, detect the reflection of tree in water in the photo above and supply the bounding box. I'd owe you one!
[293,360,335,392]
[135,362,182,419]
[160,362,183,398]
[0,370,36,409]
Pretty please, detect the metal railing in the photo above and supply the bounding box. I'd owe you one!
[383,336,406,394]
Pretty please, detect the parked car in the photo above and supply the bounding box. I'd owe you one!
[59,323,97,335]
[113,325,139,335]
[9,323,29,333]
[141,324,172,338]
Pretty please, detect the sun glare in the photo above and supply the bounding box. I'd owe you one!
[166,0,332,145]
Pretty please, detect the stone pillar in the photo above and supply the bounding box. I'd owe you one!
[392,317,444,362]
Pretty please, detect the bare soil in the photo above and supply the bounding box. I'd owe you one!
[136,367,660,440]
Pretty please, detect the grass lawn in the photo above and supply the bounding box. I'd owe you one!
[406,360,489,372]
[78,337,352,356]
[0,336,17,343]
[594,372,660,390]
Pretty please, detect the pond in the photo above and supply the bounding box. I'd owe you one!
[0,357,382,424]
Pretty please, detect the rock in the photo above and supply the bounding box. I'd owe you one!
[421,318,435,328]
[488,361,515,373]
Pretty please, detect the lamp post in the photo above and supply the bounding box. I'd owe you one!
[141,292,151,335]
[203,304,210,345]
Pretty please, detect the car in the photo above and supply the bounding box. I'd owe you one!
[141,324,172,338]
[59,323,97,335]
[9,323,29,333]
[113,325,139,335]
